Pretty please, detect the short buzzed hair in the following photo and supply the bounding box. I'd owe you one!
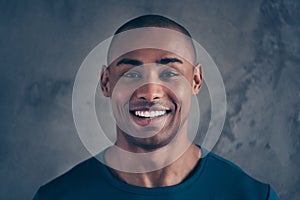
[108,14,196,65]
[114,15,192,38]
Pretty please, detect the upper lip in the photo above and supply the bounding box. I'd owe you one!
[130,106,170,112]
[129,102,172,112]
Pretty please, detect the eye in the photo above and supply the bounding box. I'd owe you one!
[159,70,179,79]
[122,71,142,79]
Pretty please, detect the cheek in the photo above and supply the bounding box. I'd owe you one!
[111,86,131,113]
[178,86,192,111]
[110,76,141,109]
[112,85,130,101]
[110,82,133,128]
[168,78,193,116]
[166,77,193,100]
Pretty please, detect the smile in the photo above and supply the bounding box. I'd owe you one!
[134,110,166,118]
[128,101,174,127]
[129,108,171,127]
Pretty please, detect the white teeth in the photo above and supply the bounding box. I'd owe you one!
[134,110,166,118]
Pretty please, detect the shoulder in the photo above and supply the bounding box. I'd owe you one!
[203,152,265,185]
[204,152,252,175]
[45,157,101,186]
[199,152,276,199]
[34,157,106,199]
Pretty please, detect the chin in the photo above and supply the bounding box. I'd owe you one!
[123,132,176,151]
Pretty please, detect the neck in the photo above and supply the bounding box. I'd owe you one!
[114,144,200,187]
[104,137,201,187]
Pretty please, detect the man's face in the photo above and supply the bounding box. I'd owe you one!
[101,28,201,150]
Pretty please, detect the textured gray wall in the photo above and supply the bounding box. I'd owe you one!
[1,0,299,199]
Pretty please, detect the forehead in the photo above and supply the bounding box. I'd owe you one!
[110,49,186,65]
[108,27,195,65]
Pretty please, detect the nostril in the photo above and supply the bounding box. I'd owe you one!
[138,96,147,100]
[135,84,164,102]
[137,94,161,102]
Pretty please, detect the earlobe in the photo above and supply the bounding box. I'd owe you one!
[193,64,202,94]
[100,65,111,97]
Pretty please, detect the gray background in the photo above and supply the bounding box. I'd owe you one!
[1,0,299,199]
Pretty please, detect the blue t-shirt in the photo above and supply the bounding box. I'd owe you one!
[33,150,279,200]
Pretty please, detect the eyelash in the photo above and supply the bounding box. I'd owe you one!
[122,71,142,78]
[159,70,179,78]
[121,70,180,79]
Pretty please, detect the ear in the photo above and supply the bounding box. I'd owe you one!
[192,63,202,95]
[100,65,111,97]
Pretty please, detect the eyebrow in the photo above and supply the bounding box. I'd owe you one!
[116,58,143,66]
[158,58,183,65]
[116,57,183,67]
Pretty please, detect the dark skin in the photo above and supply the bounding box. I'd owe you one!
[100,29,202,187]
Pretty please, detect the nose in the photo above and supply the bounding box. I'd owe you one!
[135,83,164,102]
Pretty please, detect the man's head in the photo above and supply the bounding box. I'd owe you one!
[101,15,202,151]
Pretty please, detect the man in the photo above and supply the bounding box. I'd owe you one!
[33,15,278,199]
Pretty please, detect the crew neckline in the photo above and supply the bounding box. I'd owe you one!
[96,146,209,195]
